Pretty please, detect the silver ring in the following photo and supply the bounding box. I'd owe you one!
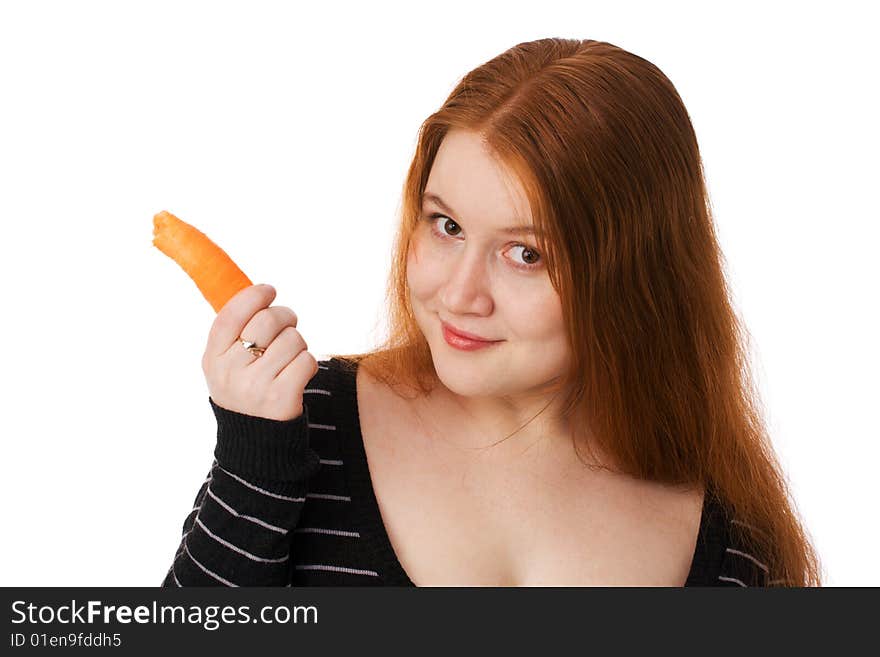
[239,339,266,357]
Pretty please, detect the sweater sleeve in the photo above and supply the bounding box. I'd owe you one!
[161,397,321,587]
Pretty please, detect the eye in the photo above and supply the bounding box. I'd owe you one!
[422,212,543,271]
[429,213,462,237]
[509,244,541,267]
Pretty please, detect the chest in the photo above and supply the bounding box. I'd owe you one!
[355,369,705,586]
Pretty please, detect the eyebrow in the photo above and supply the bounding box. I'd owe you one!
[422,192,538,235]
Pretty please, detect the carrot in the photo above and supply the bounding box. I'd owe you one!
[152,210,253,313]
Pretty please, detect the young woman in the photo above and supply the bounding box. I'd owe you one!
[164,37,822,587]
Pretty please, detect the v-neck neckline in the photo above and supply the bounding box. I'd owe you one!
[328,356,727,587]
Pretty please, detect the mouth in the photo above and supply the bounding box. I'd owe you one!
[440,320,503,348]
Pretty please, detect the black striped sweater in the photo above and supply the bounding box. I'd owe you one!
[162,357,773,587]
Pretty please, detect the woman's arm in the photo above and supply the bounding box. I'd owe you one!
[162,399,321,586]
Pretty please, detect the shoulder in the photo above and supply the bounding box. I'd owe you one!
[302,357,359,407]
[716,517,774,587]
[308,357,355,386]
[690,489,776,587]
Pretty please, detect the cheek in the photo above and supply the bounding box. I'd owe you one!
[407,230,435,274]
[515,293,565,337]
[406,237,444,296]
[407,233,422,264]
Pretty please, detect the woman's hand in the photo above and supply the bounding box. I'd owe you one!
[201,284,318,421]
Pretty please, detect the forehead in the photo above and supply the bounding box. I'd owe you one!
[425,130,534,227]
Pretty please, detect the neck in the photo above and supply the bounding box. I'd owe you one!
[414,378,575,462]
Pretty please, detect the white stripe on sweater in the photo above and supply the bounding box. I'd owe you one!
[295,564,379,577]
[206,486,288,534]
[730,518,769,540]
[216,464,306,502]
[184,541,238,586]
[725,547,769,573]
[175,468,214,561]
[195,517,289,563]
[307,493,351,501]
[294,527,361,537]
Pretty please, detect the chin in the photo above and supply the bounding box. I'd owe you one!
[428,346,503,397]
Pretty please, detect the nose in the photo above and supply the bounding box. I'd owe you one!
[439,248,494,316]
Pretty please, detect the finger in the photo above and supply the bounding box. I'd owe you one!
[241,306,298,344]
[250,325,308,379]
[274,348,319,394]
[205,284,276,359]
[223,305,298,364]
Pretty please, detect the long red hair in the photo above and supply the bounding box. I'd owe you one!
[332,37,822,586]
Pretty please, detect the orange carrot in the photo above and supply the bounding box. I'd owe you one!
[152,210,253,313]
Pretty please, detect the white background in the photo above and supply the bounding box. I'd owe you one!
[1,0,876,586]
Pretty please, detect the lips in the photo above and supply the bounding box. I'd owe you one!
[440,320,500,343]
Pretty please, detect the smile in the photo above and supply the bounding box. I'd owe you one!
[441,321,503,351]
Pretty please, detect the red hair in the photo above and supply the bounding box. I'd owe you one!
[332,37,822,586]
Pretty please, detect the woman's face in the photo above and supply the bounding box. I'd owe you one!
[407,129,571,403]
